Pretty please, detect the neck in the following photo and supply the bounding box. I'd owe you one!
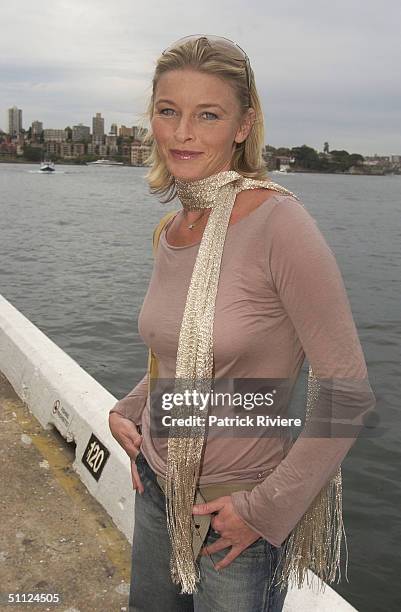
[174,170,242,211]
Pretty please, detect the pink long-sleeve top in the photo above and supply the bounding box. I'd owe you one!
[110,192,376,547]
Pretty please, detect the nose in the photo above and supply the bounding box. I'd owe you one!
[174,114,195,143]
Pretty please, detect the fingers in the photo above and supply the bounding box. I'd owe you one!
[214,546,242,571]
[119,421,142,449]
[193,496,229,515]
[130,459,144,495]
[109,415,143,460]
[201,537,231,556]
[123,433,143,461]
[109,415,145,494]
[201,540,243,571]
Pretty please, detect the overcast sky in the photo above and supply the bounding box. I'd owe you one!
[1,0,400,156]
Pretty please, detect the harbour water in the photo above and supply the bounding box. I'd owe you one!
[0,162,399,612]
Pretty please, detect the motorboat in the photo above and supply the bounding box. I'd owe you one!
[40,159,55,172]
[88,159,124,166]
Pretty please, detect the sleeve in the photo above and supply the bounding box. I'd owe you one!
[230,197,376,547]
[109,372,149,427]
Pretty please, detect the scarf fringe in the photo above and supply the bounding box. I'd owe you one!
[165,435,204,593]
[271,466,349,594]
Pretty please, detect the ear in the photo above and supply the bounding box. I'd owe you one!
[234,107,256,144]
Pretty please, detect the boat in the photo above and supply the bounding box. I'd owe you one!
[40,159,55,172]
[88,158,124,166]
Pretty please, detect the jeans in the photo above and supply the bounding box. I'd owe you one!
[129,451,288,612]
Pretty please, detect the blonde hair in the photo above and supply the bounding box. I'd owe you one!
[139,37,269,203]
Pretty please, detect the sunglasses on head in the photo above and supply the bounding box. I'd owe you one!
[162,34,252,97]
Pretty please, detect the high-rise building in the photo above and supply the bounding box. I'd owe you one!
[119,125,133,138]
[110,123,118,136]
[105,134,118,154]
[43,129,68,142]
[8,106,23,136]
[72,124,91,142]
[31,121,43,137]
[92,112,104,144]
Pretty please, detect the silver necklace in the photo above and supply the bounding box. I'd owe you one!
[184,210,208,230]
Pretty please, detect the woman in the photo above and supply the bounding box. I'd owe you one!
[109,35,376,612]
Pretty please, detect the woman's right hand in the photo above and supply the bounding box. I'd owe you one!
[108,412,144,494]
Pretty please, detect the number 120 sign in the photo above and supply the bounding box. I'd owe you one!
[82,433,110,481]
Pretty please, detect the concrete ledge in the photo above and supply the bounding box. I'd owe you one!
[0,372,132,610]
[0,294,135,541]
[0,293,357,610]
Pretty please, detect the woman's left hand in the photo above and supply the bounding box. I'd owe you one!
[193,495,261,571]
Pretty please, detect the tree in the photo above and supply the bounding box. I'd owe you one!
[329,150,354,172]
[291,145,320,169]
[23,146,42,162]
[276,147,292,156]
[349,153,364,165]
[330,149,349,157]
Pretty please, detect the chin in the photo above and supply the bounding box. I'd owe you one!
[168,164,206,181]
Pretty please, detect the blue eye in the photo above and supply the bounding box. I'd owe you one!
[158,108,218,120]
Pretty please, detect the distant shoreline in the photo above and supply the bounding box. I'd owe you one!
[0,159,86,165]
[0,158,397,176]
[285,168,395,176]
[0,159,128,167]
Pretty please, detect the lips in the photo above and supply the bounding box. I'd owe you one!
[170,150,203,160]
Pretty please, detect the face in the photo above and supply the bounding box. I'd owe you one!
[151,68,255,181]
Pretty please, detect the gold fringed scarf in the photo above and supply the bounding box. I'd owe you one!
[162,169,346,594]
[270,367,348,594]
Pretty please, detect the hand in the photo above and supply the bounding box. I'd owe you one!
[108,412,144,494]
[193,495,261,571]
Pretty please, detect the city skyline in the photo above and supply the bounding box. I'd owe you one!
[1,1,400,156]
[2,105,399,159]
[3,107,147,140]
